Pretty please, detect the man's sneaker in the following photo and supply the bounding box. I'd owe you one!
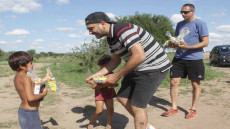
[185,109,197,119]
[146,124,155,129]
[162,108,178,116]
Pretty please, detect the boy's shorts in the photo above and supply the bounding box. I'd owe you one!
[116,70,168,108]
[18,107,43,129]
[170,58,204,80]
[95,88,116,101]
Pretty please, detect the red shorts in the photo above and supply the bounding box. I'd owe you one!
[95,88,116,101]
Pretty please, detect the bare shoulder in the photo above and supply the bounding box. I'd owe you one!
[14,73,31,90]
[15,73,31,84]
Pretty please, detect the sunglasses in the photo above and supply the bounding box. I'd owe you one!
[180,11,191,14]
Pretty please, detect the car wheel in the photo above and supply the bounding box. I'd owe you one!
[217,60,222,67]
[210,60,213,66]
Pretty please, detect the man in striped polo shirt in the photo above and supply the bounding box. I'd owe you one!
[85,12,171,129]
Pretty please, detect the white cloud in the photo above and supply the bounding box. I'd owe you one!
[30,45,43,49]
[210,22,216,25]
[68,34,80,38]
[208,32,230,50]
[44,29,53,32]
[49,42,74,53]
[0,40,7,44]
[57,19,67,23]
[34,38,44,42]
[209,32,230,41]
[16,39,23,43]
[55,27,75,31]
[30,39,44,51]
[57,0,69,4]
[170,14,183,25]
[5,29,30,36]
[209,32,223,38]
[211,12,225,17]
[0,0,41,14]
[106,13,117,21]
[215,25,230,32]
[76,20,85,26]
[10,15,17,20]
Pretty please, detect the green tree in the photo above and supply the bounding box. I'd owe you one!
[0,49,5,61]
[27,49,36,57]
[72,38,109,71]
[117,12,174,45]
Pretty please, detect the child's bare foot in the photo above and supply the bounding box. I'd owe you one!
[87,124,93,129]
[106,124,112,129]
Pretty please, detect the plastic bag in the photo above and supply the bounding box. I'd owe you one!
[46,67,59,92]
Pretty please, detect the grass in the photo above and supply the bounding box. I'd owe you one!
[35,53,226,90]
[180,88,191,94]
[0,121,18,128]
[45,61,91,88]
[4,84,11,88]
[0,61,15,77]
[210,88,223,96]
[38,56,125,89]
[0,54,226,91]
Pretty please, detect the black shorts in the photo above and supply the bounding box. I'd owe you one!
[170,58,204,80]
[116,70,168,108]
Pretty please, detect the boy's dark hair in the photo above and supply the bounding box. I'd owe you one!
[97,54,111,66]
[8,51,33,71]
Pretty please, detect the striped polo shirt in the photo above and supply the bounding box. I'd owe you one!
[107,22,171,72]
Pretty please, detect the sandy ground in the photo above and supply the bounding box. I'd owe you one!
[0,52,230,129]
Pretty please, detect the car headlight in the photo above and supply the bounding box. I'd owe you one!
[220,55,226,58]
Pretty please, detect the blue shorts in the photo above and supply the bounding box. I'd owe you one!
[18,107,43,129]
[117,70,169,108]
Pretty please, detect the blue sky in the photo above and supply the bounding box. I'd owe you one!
[0,0,230,53]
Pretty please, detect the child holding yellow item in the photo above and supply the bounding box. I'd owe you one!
[88,55,117,129]
[8,51,52,129]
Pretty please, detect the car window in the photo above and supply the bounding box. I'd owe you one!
[211,47,217,53]
[220,46,230,52]
[216,47,219,53]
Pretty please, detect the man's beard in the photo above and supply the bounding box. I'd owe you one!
[94,33,103,39]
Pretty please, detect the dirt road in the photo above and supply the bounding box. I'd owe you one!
[0,55,230,129]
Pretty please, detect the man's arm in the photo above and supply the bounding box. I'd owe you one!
[178,36,209,49]
[85,53,121,84]
[105,43,146,84]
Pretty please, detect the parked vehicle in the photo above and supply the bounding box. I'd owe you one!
[209,45,230,66]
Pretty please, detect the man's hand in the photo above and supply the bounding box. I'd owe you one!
[169,41,189,49]
[178,42,189,49]
[85,75,96,84]
[102,73,120,85]
[169,43,179,48]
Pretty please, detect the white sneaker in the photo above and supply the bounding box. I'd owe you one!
[146,124,155,129]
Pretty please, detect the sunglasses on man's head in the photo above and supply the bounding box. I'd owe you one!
[180,11,191,14]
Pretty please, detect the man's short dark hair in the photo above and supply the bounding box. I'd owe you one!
[8,51,33,71]
[183,3,195,11]
[85,12,115,25]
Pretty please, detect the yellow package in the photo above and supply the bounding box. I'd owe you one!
[93,77,107,84]
[47,77,58,92]
[46,67,59,92]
